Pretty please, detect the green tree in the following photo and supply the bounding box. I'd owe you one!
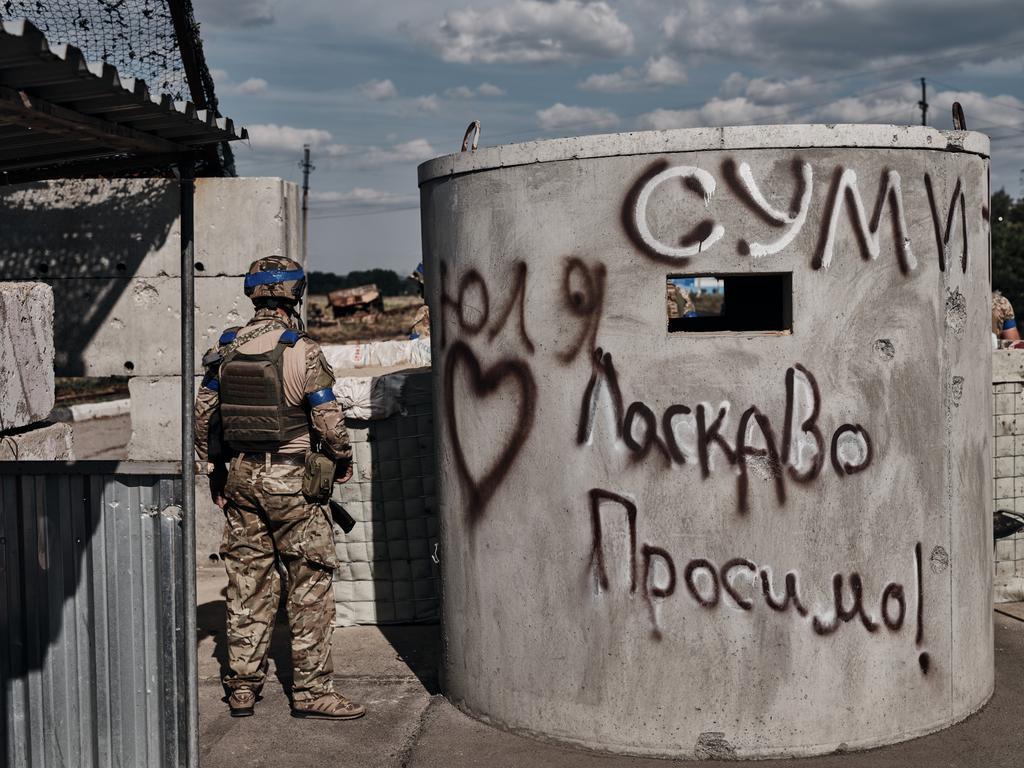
[992,190,1024,313]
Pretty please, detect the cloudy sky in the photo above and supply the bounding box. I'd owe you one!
[194,0,1024,274]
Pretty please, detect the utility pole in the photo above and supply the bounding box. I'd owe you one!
[299,144,315,262]
[918,77,928,126]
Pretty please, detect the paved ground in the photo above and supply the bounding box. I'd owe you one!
[66,413,130,459]
[196,567,1024,768]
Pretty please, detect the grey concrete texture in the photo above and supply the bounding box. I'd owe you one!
[0,177,302,376]
[0,177,299,279]
[128,375,203,460]
[0,421,73,460]
[420,130,992,757]
[67,413,130,460]
[195,560,1024,768]
[0,281,54,431]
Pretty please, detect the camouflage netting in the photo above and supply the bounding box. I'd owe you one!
[1,0,235,175]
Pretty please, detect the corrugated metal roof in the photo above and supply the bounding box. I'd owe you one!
[0,18,246,174]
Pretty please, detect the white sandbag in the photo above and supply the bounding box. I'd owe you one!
[322,338,432,372]
[334,373,410,420]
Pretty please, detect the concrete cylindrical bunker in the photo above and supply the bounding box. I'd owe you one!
[418,125,993,759]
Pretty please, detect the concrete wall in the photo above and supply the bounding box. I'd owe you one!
[0,282,54,430]
[0,177,301,376]
[993,350,1024,600]
[419,126,993,758]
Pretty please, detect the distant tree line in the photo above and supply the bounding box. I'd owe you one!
[308,268,417,296]
[993,190,1024,314]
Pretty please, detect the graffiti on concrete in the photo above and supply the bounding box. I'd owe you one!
[587,488,931,670]
[577,350,873,515]
[622,158,967,273]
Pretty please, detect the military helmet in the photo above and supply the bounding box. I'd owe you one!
[244,256,306,303]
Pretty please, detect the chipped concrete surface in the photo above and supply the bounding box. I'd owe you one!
[0,281,54,430]
[194,567,1024,768]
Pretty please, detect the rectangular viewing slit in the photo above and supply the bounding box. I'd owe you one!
[667,273,792,333]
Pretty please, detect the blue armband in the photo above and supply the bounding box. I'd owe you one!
[201,374,219,391]
[219,330,237,345]
[279,329,301,345]
[306,387,336,406]
[683,311,698,318]
[1004,318,1017,331]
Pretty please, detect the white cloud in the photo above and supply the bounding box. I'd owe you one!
[636,97,790,130]
[410,94,442,113]
[235,77,269,95]
[245,123,347,156]
[536,103,619,131]
[662,0,1024,70]
[579,54,686,92]
[720,73,826,105]
[477,82,505,97]
[358,78,398,100]
[197,0,274,27]
[961,55,1024,76]
[411,0,634,64]
[311,188,418,208]
[210,70,269,97]
[356,138,437,167]
[445,83,506,99]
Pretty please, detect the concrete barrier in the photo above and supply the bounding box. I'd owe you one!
[420,125,993,758]
[993,350,1024,601]
[0,422,73,460]
[0,177,302,376]
[0,282,54,431]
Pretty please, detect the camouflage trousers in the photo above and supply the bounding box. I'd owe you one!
[220,455,339,702]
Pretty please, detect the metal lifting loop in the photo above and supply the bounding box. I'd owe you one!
[951,102,967,131]
[461,120,481,152]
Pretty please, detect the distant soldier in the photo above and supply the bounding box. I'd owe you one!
[194,256,365,721]
[408,262,430,339]
[993,291,1020,342]
[666,279,696,319]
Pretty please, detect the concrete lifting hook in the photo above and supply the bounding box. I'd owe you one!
[952,102,967,131]
[461,120,481,152]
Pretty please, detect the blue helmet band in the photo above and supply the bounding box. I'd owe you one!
[244,268,306,289]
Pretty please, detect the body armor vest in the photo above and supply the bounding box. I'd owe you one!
[219,329,308,451]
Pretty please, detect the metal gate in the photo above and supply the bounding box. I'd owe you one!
[1,461,188,768]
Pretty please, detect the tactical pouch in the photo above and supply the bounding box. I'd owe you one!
[302,450,336,503]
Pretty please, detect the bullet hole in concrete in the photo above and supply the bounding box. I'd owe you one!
[918,652,930,674]
[36,262,49,274]
[124,361,135,372]
[945,288,967,339]
[195,261,205,272]
[208,553,220,563]
[929,546,950,574]
[951,376,964,407]
[115,262,127,273]
[873,339,895,361]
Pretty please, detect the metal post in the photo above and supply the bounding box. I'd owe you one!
[178,157,200,768]
[918,77,928,126]
[300,144,313,261]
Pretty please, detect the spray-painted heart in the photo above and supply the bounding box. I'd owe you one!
[443,341,537,523]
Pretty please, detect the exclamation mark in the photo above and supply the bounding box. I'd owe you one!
[915,542,930,674]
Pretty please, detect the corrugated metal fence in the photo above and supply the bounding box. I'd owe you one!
[1,461,188,768]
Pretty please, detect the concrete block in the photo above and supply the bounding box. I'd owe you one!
[46,276,259,376]
[995,394,1015,415]
[996,457,1014,478]
[0,282,54,430]
[995,436,1015,457]
[128,376,202,461]
[195,178,299,275]
[0,177,300,280]
[0,422,73,460]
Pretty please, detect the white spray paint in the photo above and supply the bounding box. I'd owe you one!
[817,169,917,271]
[634,166,725,260]
[739,162,813,258]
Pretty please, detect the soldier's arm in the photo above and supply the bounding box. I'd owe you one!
[193,346,223,463]
[301,340,353,462]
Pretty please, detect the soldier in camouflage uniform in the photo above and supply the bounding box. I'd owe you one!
[194,256,365,720]
[993,290,1020,342]
[666,279,696,319]
[408,262,430,338]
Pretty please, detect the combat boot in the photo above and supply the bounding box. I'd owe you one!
[228,687,257,717]
[291,692,365,720]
